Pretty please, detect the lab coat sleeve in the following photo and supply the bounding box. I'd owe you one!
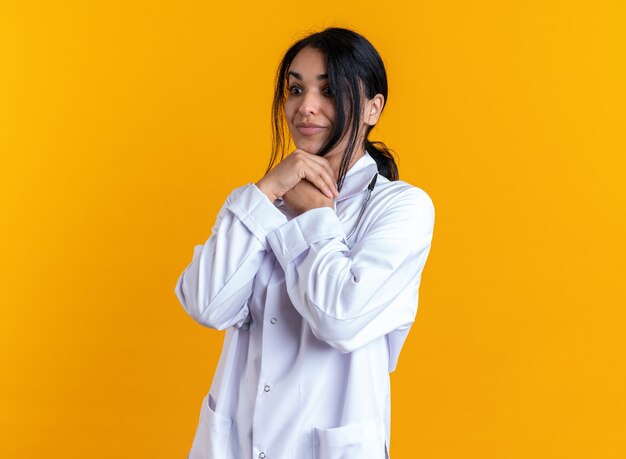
[265,186,435,354]
[174,183,288,330]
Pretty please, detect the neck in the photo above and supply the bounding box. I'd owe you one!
[328,148,366,181]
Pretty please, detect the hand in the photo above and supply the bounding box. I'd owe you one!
[256,149,339,202]
[282,178,334,215]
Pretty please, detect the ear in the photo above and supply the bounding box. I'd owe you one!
[364,93,385,126]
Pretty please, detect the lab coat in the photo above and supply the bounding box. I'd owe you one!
[174,151,435,459]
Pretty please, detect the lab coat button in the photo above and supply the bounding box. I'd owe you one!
[259,453,266,459]
[264,385,270,392]
[270,317,277,324]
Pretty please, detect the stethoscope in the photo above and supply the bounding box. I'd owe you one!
[345,173,378,240]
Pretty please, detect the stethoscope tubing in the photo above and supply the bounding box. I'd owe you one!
[345,173,378,240]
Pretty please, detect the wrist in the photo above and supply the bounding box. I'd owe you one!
[255,179,278,202]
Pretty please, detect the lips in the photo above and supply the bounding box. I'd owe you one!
[295,122,327,136]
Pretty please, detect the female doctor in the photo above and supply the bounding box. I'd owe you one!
[174,27,435,459]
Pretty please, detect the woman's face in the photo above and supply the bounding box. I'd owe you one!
[284,46,337,156]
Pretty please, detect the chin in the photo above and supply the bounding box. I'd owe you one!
[294,138,325,155]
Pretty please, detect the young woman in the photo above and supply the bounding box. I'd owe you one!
[175,27,435,459]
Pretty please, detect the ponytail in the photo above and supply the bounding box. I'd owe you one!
[365,139,399,181]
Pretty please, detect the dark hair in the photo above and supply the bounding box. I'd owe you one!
[267,27,399,191]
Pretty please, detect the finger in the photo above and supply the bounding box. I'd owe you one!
[303,168,337,199]
[297,150,337,183]
[295,152,339,196]
[299,158,338,198]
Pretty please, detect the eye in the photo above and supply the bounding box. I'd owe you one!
[288,85,302,95]
[322,86,333,97]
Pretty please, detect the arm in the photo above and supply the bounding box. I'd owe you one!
[175,148,338,330]
[174,183,288,330]
[265,186,435,354]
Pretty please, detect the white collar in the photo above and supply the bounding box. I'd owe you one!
[335,150,379,202]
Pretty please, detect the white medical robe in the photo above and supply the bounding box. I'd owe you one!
[174,151,435,459]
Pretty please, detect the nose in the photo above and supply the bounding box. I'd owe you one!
[297,90,320,117]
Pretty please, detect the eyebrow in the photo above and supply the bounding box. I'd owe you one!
[288,71,328,80]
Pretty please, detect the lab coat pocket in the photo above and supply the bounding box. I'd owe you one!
[312,418,386,459]
[188,393,234,459]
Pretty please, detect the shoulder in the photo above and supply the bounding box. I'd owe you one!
[374,175,435,223]
[357,175,435,244]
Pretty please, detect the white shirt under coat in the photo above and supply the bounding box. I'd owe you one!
[174,151,435,459]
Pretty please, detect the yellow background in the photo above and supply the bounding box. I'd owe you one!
[1,1,625,457]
